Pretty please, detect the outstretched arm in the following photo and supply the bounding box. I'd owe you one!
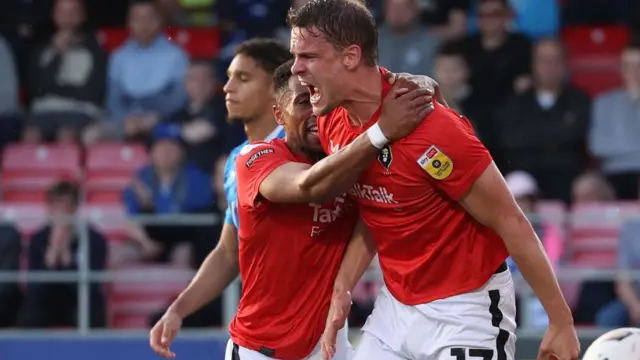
[167,222,239,318]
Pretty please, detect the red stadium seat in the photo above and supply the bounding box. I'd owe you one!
[0,204,48,236]
[84,175,131,205]
[96,28,128,53]
[166,27,221,58]
[562,26,629,97]
[568,201,640,267]
[97,27,221,58]
[2,144,81,180]
[86,143,147,177]
[571,71,622,97]
[107,264,193,328]
[562,26,630,60]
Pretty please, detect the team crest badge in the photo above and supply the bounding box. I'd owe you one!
[377,145,392,173]
[416,145,453,180]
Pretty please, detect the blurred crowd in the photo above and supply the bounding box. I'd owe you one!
[1,0,640,332]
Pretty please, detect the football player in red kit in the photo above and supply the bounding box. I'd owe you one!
[227,60,433,360]
[271,1,581,360]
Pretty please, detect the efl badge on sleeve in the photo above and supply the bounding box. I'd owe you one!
[417,145,453,180]
[378,145,392,173]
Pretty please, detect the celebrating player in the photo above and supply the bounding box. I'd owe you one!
[278,1,580,360]
[148,38,440,358]
[227,59,428,360]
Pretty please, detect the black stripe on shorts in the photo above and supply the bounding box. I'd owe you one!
[232,343,240,360]
[488,289,509,360]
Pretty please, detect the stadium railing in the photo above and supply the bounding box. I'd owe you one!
[0,210,635,334]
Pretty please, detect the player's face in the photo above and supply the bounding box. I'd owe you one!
[290,27,350,116]
[273,77,322,153]
[224,54,275,123]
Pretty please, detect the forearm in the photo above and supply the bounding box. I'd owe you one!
[498,215,573,324]
[334,221,377,294]
[168,224,239,318]
[616,280,640,309]
[297,134,377,202]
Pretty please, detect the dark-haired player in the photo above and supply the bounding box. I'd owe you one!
[149,38,290,358]
[279,1,580,360]
[149,38,440,359]
[229,61,431,359]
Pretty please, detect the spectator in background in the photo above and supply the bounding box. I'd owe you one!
[18,181,107,328]
[155,0,190,26]
[468,0,559,40]
[432,43,483,133]
[26,0,107,144]
[595,218,640,328]
[456,0,532,105]
[496,38,590,202]
[588,43,640,200]
[123,124,218,268]
[420,0,469,41]
[0,223,23,327]
[167,61,232,172]
[378,0,439,76]
[571,172,616,203]
[454,0,532,161]
[103,0,188,143]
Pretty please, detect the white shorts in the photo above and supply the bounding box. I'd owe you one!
[354,268,517,360]
[224,325,353,360]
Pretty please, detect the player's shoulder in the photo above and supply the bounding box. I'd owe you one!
[417,103,472,134]
[235,139,290,166]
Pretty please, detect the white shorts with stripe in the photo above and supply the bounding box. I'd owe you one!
[353,266,517,360]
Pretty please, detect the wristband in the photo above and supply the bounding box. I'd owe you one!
[366,123,389,149]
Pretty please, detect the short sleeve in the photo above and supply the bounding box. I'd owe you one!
[235,142,292,206]
[415,105,492,200]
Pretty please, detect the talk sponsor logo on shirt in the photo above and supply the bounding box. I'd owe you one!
[309,193,350,237]
[348,183,398,204]
[417,145,453,180]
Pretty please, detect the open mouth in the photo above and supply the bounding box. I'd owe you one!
[306,116,318,136]
[301,81,322,105]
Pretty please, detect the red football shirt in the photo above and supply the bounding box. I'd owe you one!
[229,139,358,359]
[316,67,509,306]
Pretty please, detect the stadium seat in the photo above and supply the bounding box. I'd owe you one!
[562,26,630,61]
[568,201,640,267]
[571,71,622,97]
[562,26,629,96]
[165,27,221,58]
[85,143,147,177]
[1,144,81,180]
[0,204,48,236]
[96,28,128,53]
[107,264,194,328]
[97,27,221,58]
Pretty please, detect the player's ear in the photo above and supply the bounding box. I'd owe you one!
[272,105,285,126]
[342,45,362,71]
